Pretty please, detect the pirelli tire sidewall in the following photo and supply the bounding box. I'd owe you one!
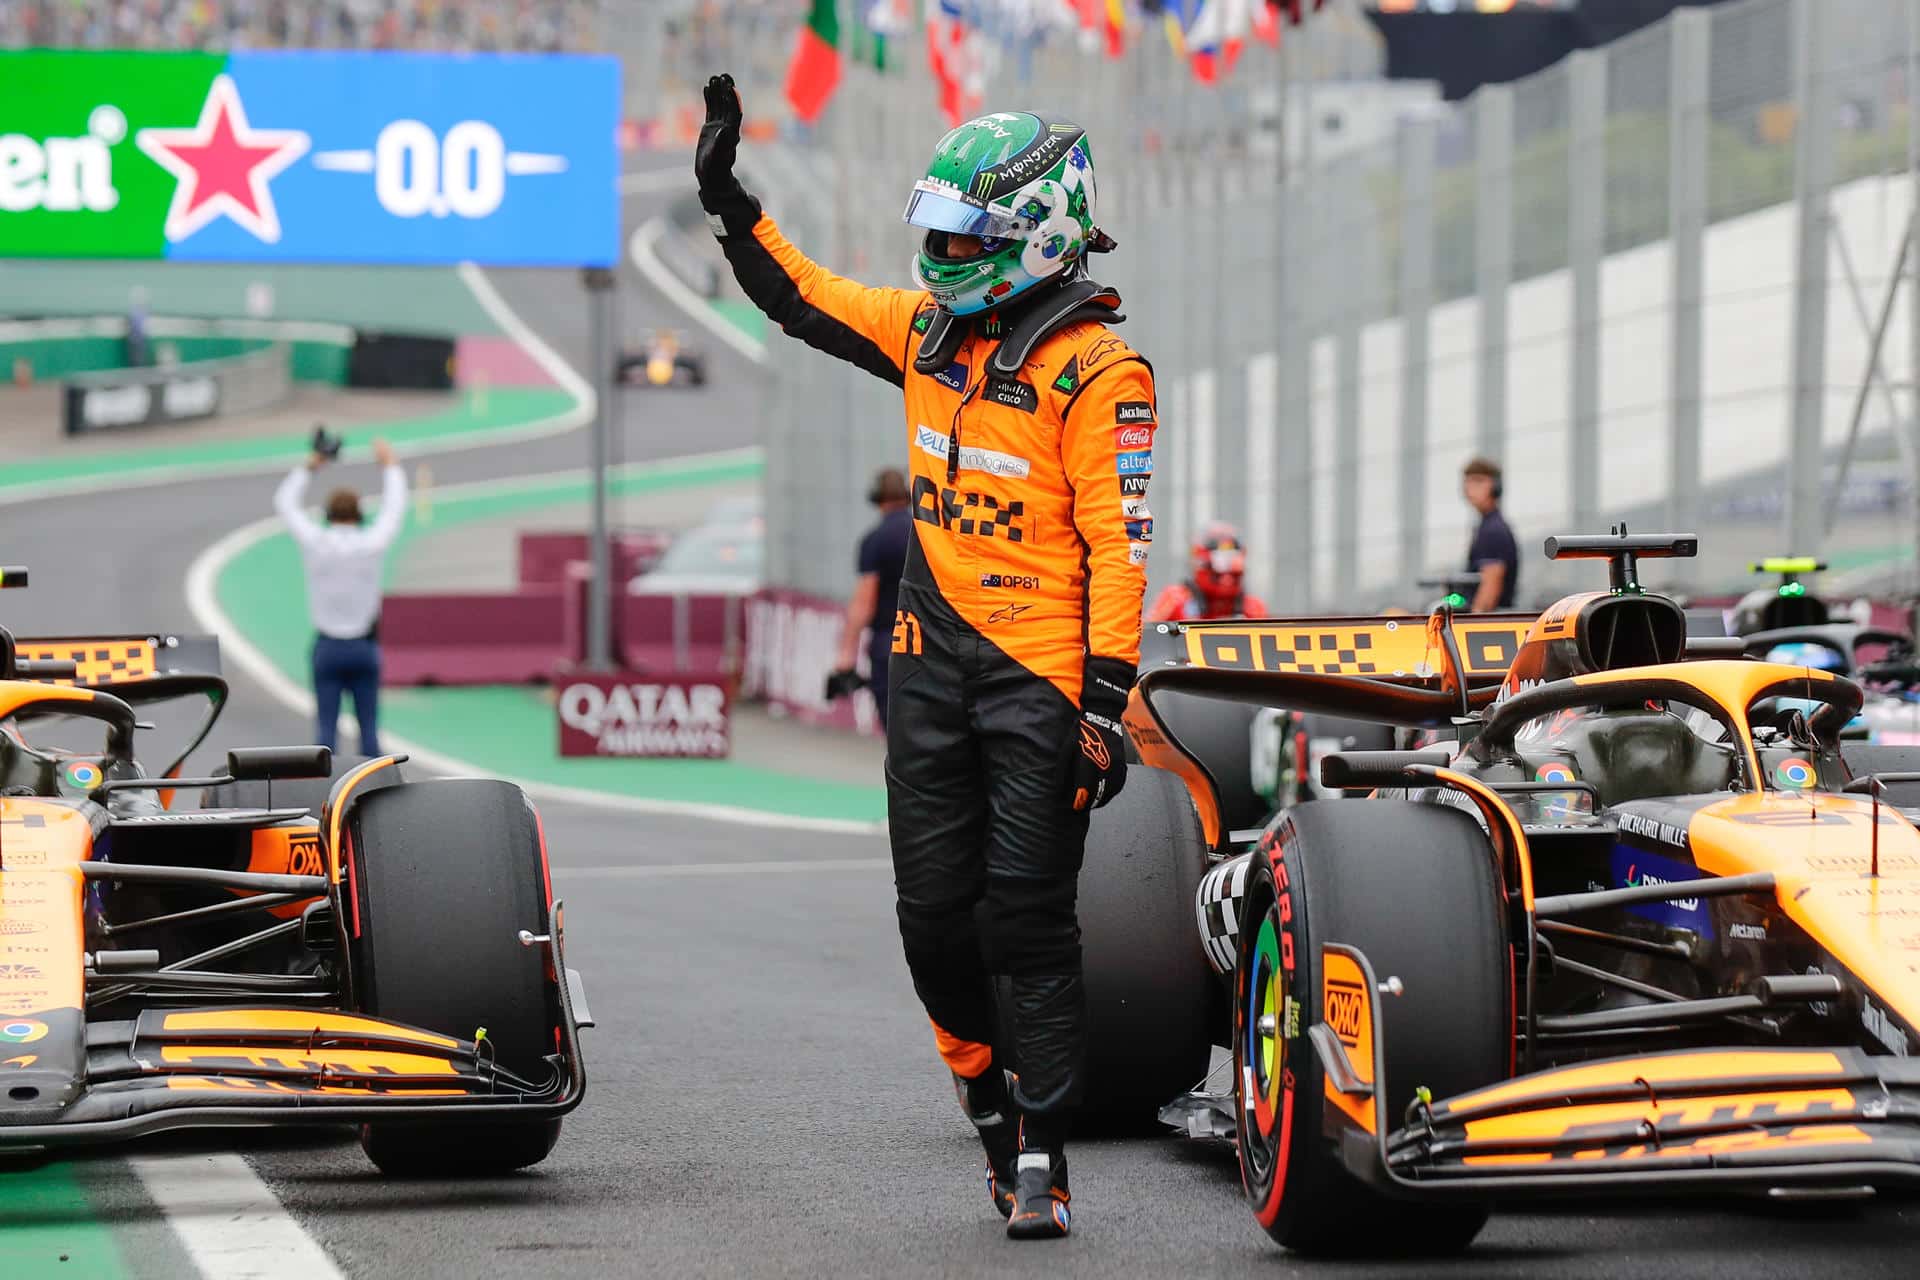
[1234,800,1508,1256]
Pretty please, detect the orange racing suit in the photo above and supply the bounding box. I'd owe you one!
[716,211,1155,1137]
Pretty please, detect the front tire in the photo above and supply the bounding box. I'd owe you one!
[345,778,565,1175]
[1236,800,1508,1255]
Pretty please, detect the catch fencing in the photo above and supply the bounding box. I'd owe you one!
[709,0,1920,609]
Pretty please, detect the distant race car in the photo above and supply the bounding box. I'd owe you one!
[0,567,589,1172]
[1731,558,1920,742]
[617,330,707,388]
[1067,530,1920,1255]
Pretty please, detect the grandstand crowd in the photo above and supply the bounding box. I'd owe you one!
[0,0,603,51]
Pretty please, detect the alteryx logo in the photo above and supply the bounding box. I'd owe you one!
[1116,450,1153,475]
[1608,844,1712,937]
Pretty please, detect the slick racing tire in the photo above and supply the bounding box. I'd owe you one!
[346,779,564,1175]
[1075,764,1214,1130]
[1235,800,1508,1256]
[201,754,365,818]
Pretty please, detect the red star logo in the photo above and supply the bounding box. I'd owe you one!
[135,75,309,245]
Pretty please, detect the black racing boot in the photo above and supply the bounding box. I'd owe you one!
[954,1069,1020,1219]
[1005,1148,1071,1240]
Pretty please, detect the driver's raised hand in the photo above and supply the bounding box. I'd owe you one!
[695,73,761,236]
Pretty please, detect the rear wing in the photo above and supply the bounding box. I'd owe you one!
[1129,611,1536,852]
[11,634,222,688]
[1160,612,1535,686]
[9,635,226,782]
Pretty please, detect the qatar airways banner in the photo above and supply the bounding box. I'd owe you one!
[557,675,732,759]
[0,50,618,266]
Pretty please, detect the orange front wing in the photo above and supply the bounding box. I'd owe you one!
[1316,943,1920,1198]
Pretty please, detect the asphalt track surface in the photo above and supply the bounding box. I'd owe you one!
[8,156,1920,1278]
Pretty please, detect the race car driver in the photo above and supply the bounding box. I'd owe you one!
[1145,520,1268,621]
[697,76,1154,1240]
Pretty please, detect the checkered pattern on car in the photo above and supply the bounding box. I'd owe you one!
[1197,852,1254,976]
[14,640,156,686]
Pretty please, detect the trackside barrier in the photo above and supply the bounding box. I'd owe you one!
[741,588,881,737]
[62,341,291,435]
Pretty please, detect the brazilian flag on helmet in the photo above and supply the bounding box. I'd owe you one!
[904,113,1104,316]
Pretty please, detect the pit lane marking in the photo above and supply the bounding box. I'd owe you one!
[554,857,891,880]
[128,1151,345,1280]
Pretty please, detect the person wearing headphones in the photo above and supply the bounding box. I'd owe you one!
[825,467,912,727]
[273,436,407,755]
[1461,456,1519,611]
[1145,521,1268,621]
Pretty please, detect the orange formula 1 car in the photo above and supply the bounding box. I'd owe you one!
[1122,531,1920,1254]
[0,565,588,1172]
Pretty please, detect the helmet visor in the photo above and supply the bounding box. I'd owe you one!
[903,182,1027,241]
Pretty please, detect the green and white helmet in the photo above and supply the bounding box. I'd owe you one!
[903,112,1101,316]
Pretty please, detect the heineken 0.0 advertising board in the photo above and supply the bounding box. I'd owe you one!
[0,50,619,266]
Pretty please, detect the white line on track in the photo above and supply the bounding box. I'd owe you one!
[128,1152,346,1280]
[182,451,887,837]
[556,857,891,879]
[628,215,769,365]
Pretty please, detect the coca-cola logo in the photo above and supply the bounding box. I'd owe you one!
[1114,425,1152,449]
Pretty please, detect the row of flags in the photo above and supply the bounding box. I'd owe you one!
[784,0,1326,128]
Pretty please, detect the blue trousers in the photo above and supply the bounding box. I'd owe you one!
[312,634,381,756]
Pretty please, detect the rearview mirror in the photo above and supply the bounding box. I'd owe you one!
[226,745,332,782]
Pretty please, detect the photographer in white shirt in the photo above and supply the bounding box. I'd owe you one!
[273,437,407,756]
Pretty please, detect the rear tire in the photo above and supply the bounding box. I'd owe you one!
[1075,764,1214,1130]
[345,779,564,1176]
[1236,801,1508,1255]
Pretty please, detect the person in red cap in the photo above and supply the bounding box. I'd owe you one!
[1146,521,1268,621]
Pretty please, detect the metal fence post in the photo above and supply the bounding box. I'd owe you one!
[1787,0,1834,554]
[1399,115,1438,583]
[1476,86,1514,461]
[1568,50,1606,531]
[583,266,616,671]
[1335,166,1363,594]
[1910,0,1920,580]
[1667,8,1711,536]
[1277,183,1314,611]
[1247,351,1280,607]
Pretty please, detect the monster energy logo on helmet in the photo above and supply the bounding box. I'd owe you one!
[904,111,1104,318]
[972,119,1084,202]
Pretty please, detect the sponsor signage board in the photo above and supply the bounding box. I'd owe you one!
[742,589,882,736]
[63,369,220,434]
[556,673,732,759]
[0,50,618,266]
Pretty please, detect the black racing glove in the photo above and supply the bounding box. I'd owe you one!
[1068,656,1135,812]
[823,667,867,702]
[695,73,762,238]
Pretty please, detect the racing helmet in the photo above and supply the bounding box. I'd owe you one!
[1190,521,1247,604]
[904,112,1102,316]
